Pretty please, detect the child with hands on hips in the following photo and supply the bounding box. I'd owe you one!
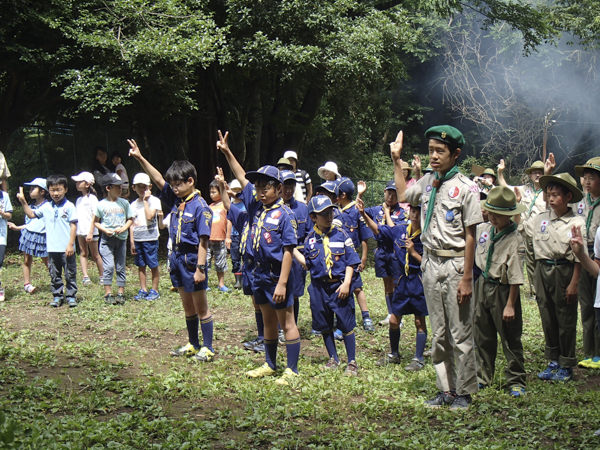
[128,139,215,363]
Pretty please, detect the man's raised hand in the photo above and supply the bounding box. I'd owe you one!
[390,130,403,160]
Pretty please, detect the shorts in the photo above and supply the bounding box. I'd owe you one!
[78,234,99,241]
[374,247,400,279]
[391,272,428,317]
[290,259,306,298]
[19,229,48,258]
[207,240,228,272]
[308,280,356,333]
[252,266,295,310]
[134,240,159,268]
[169,251,208,293]
[351,270,363,291]
[242,254,256,296]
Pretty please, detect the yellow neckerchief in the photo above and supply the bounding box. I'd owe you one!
[176,190,201,244]
[341,201,356,212]
[313,224,334,278]
[240,222,249,256]
[404,223,422,276]
[253,199,284,251]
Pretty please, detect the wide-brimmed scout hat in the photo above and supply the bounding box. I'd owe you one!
[314,181,339,197]
[276,157,293,171]
[524,160,545,175]
[401,161,412,172]
[245,165,282,184]
[281,170,297,183]
[482,168,496,178]
[317,161,341,179]
[308,195,336,215]
[539,173,583,203]
[575,157,600,178]
[425,125,465,149]
[480,186,526,216]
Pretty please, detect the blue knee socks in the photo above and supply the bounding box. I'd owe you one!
[285,338,301,373]
[255,310,264,339]
[185,314,200,349]
[264,339,278,370]
[322,332,339,362]
[415,331,427,361]
[200,316,214,351]
[343,331,356,362]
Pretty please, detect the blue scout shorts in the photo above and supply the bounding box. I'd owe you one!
[374,247,400,279]
[252,263,295,310]
[308,279,356,333]
[134,240,159,269]
[242,254,256,296]
[391,272,428,317]
[169,250,208,293]
[290,259,306,298]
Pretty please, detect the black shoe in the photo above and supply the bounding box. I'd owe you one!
[233,274,243,289]
[115,293,126,305]
[104,294,116,305]
[450,394,472,411]
[424,391,456,408]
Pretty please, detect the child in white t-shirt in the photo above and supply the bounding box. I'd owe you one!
[111,151,130,198]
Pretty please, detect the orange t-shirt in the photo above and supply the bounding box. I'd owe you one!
[209,201,228,241]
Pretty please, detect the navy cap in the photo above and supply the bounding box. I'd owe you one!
[337,177,355,196]
[314,181,339,197]
[281,170,297,183]
[384,180,396,191]
[101,173,127,187]
[308,195,335,214]
[245,165,282,184]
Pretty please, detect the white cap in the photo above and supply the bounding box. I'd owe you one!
[283,150,298,161]
[132,173,152,186]
[72,172,95,184]
[317,161,341,180]
[229,179,242,191]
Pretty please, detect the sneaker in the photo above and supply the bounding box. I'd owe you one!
[399,319,404,329]
[193,346,215,362]
[578,358,593,368]
[405,358,425,372]
[253,343,265,353]
[376,353,402,366]
[170,286,178,292]
[278,329,285,344]
[363,318,375,332]
[0,287,5,302]
[322,357,341,371]
[82,277,92,286]
[334,329,343,341]
[24,284,36,294]
[424,391,456,408]
[243,337,264,350]
[170,342,200,357]
[134,289,148,300]
[146,289,160,301]
[594,428,600,436]
[275,368,299,386]
[588,356,600,369]
[219,285,230,293]
[550,366,573,382]
[538,362,560,380]
[49,297,63,308]
[311,329,322,336]
[423,349,433,357]
[247,363,276,378]
[450,394,472,411]
[345,360,358,376]
[206,287,211,292]
[104,294,116,305]
[67,297,78,308]
[510,387,526,397]
[115,293,126,305]
[379,314,391,326]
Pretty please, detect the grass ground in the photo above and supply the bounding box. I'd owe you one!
[1,252,599,449]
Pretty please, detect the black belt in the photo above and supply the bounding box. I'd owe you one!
[317,277,341,283]
[544,259,570,266]
[173,243,198,253]
[256,261,282,272]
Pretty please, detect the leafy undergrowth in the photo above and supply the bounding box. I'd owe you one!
[0,255,599,449]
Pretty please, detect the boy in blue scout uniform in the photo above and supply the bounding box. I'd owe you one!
[333,177,376,332]
[217,131,302,386]
[359,180,406,326]
[214,168,264,353]
[392,126,484,410]
[128,140,216,363]
[281,170,309,325]
[358,196,429,371]
[474,187,528,397]
[294,196,362,375]
[533,172,586,382]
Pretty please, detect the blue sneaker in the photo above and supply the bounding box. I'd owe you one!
[49,297,63,308]
[145,289,160,301]
[311,329,322,336]
[510,387,526,397]
[134,289,148,300]
[219,285,230,293]
[538,362,559,380]
[551,366,573,382]
[334,329,343,341]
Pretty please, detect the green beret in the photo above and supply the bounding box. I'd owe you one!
[424,125,465,149]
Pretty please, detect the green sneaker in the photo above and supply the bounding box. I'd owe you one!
[170,342,200,357]
[193,346,215,362]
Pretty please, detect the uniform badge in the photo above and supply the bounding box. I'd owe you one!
[446,211,454,222]
[448,186,459,198]
[401,233,406,239]
[344,238,354,248]
[479,231,489,245]
[426,185,432,193]
[203,211,212,221]
[525,189,531,198]
[291,219,297,229]
[332,218,342,228]
[335,256,340,261]
[309,238,316,245]
[263,232,272,244]
[540,220,548,233]
[469,185,479,194]
[577,202,584,215]
[271,210,281,219]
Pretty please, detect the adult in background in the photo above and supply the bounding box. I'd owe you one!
[0,151,11,192]
[91,146,111,197]
[318,161,341,182]
[276,158,304,203]
[283,151,312,202]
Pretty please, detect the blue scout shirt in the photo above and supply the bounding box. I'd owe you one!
[239,182,297,266]
[332,202,374,249]
[230,200,246,237]
[378,223,423,275]
[228,205,253,258]
[34,197,77,253]
[286,197,308,250]
[365,204,406,252]
[304,225,361,279]
[159,183,212,248]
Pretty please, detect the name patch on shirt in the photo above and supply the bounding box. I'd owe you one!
[266,217,280,225]
[329,242,344,248]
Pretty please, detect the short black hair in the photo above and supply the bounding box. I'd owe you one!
[164,160,197,185]
[110,150,122,161]
[46,174,68,189]
[283,179,297,186]
[583,168,600,179]
[209,180,220,189]
[545,182,570,197]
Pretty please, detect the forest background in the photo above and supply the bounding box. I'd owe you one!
[1,0,599,198]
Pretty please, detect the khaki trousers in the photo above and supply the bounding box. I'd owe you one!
[578,268,600,358]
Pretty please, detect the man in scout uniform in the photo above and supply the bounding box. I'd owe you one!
[391,125,483,410]
[474,186,527,397]
[573,157,600,369]
[533,173,585,382]
[498,159,547,299]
